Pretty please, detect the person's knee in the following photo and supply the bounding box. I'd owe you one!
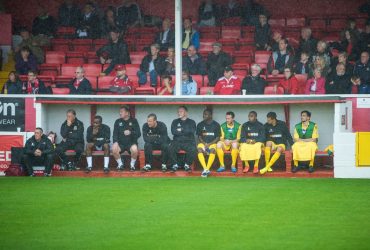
[130,145,138,154]
[210,148,216,154]
[216,142,222,149]
[277,147,284,153]
[266,141,272,147]
[231,142,238,149]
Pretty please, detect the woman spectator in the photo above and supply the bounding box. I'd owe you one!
[305,67,326,95]
[15,46,38,75]
[309,55,330,78]
[279,67,299,94]
[1,71,22,94]
[340,29,361,61]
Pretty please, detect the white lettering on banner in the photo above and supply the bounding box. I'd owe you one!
[0,102,17,116]
[0,119,16,125]
[0,151,11,162]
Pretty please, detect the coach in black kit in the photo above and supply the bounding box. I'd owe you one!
[56,109,84,170]
[142,113,170,172]
[169,106,197,172]
[23,127,54,176]
[112,105,141,171]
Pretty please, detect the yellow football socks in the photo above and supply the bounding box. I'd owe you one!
[231,149,238,167]
[206,153,216,170]
[198,153,207,170]
[265,147,271,166]
[216,148,225,166]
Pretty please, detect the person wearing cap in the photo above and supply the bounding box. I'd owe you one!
[241,64,267,94]
[206,42,233,86]
[97,29,131,76]
[137,43,166,87]
[109,64,135,94]
[254,13,271,51]
[213,66,241,95]
[56,66,93,94]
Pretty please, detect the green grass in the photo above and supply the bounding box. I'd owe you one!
[0,178,369,250]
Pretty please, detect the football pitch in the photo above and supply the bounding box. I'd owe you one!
[0,177,369,250]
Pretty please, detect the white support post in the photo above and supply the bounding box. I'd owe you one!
[174,0,182,96]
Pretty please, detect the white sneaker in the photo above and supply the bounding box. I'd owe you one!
[201,170,208,178]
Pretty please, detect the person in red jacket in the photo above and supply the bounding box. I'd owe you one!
[213,66,241,95]
[279,67,299,94]
[305,67,326,95]
[109,64,136,94]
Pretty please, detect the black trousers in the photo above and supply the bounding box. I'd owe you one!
[169,140,197,166]
[55,140,84,164]
[22,153,54,175]
[144,142,170,165]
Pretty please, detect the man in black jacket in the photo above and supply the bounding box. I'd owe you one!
[23,127,54,176]
[142,113,170,172]
[58,0,81,28]
[112,105,141,171]
[154,18,175,51]
[57,66,93,94]
[169,106,197,172]
[85,115,111,173]
[97,29,131,75]
[241,64,267,94]
[239,111,265,174]
[182,45,206,75]
[77,2,100,39]
[260,112,293,174]
[206,42,233,86]
[326,63,352,94]
[137,43,166,87]
[56,109,84,170]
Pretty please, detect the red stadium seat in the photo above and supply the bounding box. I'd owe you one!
[45,51,65,64]
[52,87,70,94]
[71,39,93,52]
[51,39,71,51]
[82,64,102,76]
[93,39,108,50]
[134,87,156,95]
[234,69,248,79]
[56,27,76,38]
[222,17,242,26]
[264,86,284,95]
[85,76,98,91]
[254,51,272,65]
[130,52,147,64]
[269,18,286,27]
[39,64,60,77]
[125,64,140,76]
[327,17,347,31]
[234,51,253,64]
[267,74,285,86]
[200,32,219,40]
[37,75,54,87]
[286,17,306,28]
[85,52,99,64]
[61,64,81,76]
[97,76,115,90]
[203,75,210,86]
[200,87,214,95]
[66,51,85,64]
[295,74,308,94]
[55,75,73,84]
[199,42,213,52]
[232,63,250,71]
[221,27,241,39]
[191,74,204,88]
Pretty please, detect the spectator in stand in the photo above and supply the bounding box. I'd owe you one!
[182,45,206,75]
[221,0,241,19]
[97,28,131,76]
[312,40,332,69]
[267,38,294,75]
[340,29,361,61]
[154,18,175,51]
[15,46,38,75]
[326,63,352,94]
[214,66,241,95]
[279,67,299,94]
[181,70,198,95]
[342,19,360,41]
[352,51,370,94]
[309,55,330,78]
[137,43,166,87]
[294,51,310,75]
[16,28,46,64]
[241,0,266,26]
[57,66,92,95]
[254,13,271,51]
[330,51,354,76]
[32,7,56,37]
[158,75,174,96]
[1,71,22,94]
[22,70,48,94]
[359,22,370,53]
[182,17,200,50]
[58,0,81,28]
[198,0,220,27]
[269,30,294,53]
[241,64,267,94]
[117,0,142,28]
[101,6,122,39]
[164,46,176,75]
[296,27,317,59]
[109,65,136,94]
[206,42,233,86]
[77,2,100,39]
[305,67,326,95]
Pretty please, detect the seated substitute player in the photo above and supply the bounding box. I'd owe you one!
[239,111,266,174]
[260,112,293,174]
[85,115,111,173]
[216,111,241,173]
[56,109,84,171]
[142,113,171,172]
[196,109,221,178]
[292,110,319,173]
[112,105,141,171]
[169,106,197,173]
[23,127,54,177]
